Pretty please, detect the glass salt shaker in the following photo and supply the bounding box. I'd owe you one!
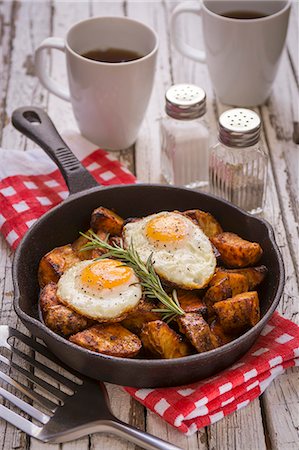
[209,108,268,214]
[160,84,209,188]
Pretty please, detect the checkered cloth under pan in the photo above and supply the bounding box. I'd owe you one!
[0,132,135,249]
[0,132,298,435]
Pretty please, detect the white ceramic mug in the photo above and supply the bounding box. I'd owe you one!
[35,17,158,150]
[171,0,291,106]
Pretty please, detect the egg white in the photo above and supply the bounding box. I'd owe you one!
[123,211,216,289]
[56,260,142,320]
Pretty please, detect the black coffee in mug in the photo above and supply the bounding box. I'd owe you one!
[81,47,143,63]
[171,0,291,105]
[220,10,269,19]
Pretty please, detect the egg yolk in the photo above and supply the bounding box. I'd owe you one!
[80,259,133,290]
[145,214,188,244]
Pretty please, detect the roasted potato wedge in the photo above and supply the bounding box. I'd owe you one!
[140,320,192,358]
[69,324,141,357]
[211,232,263,268]
[122,311,161,336]
[213,291,260,334]
[72,229,109,260]
[204,272,249,305]
[39,282,60,313]
[38,244,81,288]
[217,266,267,290]
[183,209,223,238]
[176,289,207,315]
[122,299,160,335]
[91,206,124,235]
[177,313,219,353]
[210,320,234,345]
[40,283,93,336]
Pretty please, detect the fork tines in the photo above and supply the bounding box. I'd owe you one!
[0,326,81,431]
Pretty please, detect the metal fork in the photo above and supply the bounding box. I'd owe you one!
[0,326,181,450]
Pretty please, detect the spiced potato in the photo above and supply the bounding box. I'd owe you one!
[40,282,93,336]
[213,291,260,334]
[183,209,223,238]
[90,206,124,235]
[70,324,142,358]
[176,289,207,315]
[217,266,267,289]
[211,232,263,268]
[204,271,249,305]
[177,313,219,353]
[38,244,81,288]
[140,320,192,359]
[121,299,161,335]
[210,320,234,345]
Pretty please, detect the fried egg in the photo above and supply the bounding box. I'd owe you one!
[56,259,142,320]
[123,211,216,289]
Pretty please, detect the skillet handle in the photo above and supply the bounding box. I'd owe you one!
[11,106,99,195]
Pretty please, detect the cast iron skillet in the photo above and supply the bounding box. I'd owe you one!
[11,106,284,388]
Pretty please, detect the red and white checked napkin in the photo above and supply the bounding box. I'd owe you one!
[0,132,298,435]
[0,131,135,249]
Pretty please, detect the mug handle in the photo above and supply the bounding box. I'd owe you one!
[35,37,71,101]
[170,0,206,63]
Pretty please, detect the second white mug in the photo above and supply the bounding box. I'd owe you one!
[35,16,159,150]
[171,0,291,106]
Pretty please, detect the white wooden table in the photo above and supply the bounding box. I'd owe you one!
[0,1,298,449]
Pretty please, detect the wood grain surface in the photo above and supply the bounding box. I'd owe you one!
[0,1,298,449]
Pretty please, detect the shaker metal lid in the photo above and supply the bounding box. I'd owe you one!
[219,108,261,147]
[165,84,206,119]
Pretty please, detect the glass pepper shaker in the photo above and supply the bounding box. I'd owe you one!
[160,84,209,188]
[209,108,268,214]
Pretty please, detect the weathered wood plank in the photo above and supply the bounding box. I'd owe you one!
[146,409,208,450]
[259,11,299,444]
[0,0,14,143]
[261,368,299,450]
[260,51,299,277]
[0,2,51,449]
[208,399,267,450]
[1,0,51,150]
[0,257,31,450]
[47,0,90,133]
[130,0,172,183]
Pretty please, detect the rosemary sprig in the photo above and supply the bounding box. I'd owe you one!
[80,230,184,321]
